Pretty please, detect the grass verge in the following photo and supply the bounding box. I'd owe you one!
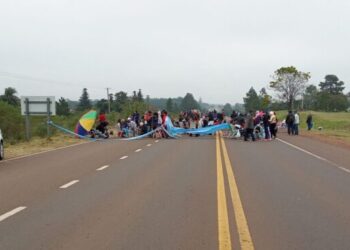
[4,135,85,159]
[277,111,350,146]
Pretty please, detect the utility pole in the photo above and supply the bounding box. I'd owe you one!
[106,87,111,113]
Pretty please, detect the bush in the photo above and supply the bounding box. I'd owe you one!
[0,101,25,143]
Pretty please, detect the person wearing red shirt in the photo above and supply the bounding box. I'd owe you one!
[98,112,106,123]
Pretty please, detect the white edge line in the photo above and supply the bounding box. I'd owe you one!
[0,206,27,222]
[96,165,109,171]
[60,180,80,189]
[120,156,128,160]
[277,138,349,173]
[339,167,350,174]
[0,141,90,164]
[277,138,328,161]
[135,149,142,152]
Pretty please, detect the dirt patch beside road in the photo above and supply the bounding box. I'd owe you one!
[301,132,350,150]
[279,128,350,150]
[5,135,85,159]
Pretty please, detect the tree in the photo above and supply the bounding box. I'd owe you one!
[0,87,20,106]
[198,97,203,110]
[132,91,138,102]
[260,95,271,110]
[137,89,144,102]
[243,87,260,112]
[166,98,174,112]
[56,97,70,116]
[319,75,345,95]
[270,66,310,110]
[173,102,180,113]
[95,98,109,113]
[259,88,271,110]
[223,103,233,115]
[0,101,24,141]
[303,85,318,110]
[316,92,348,111]
[233,103,245,113]
[316,75,348,111]
[77,88,92,111]
[180,93,199,111]
[113,91,129,112]
[122,100,147,118]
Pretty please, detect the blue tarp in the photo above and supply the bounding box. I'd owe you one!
[165,117,230,136]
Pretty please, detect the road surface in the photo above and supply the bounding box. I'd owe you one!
[0,132,350,250]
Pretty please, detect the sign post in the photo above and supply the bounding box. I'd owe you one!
[25,98,31,140]
[21,96,56,140]
[47,98,51,137]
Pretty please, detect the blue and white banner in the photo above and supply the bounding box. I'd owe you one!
[49,116,230,141]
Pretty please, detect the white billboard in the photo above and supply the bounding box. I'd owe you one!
[21,96,56,116]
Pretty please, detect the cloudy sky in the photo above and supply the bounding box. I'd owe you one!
[0,0,349,104]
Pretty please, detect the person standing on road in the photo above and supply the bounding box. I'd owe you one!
[262,111,271,140]
[286,111,295,135]
[293,111,300,135]
[306,113,313,131]
[269,111,277,139]
[244,111,255,141]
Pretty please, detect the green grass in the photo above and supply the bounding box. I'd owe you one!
[276,111,350,144]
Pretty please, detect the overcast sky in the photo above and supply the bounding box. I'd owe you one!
[0,0,349,104]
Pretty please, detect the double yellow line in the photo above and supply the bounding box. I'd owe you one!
[216,132,254,250]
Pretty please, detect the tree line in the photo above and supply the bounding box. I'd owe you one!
[0,87,206,117]
[244,66,350,112]
[71,89,203,116]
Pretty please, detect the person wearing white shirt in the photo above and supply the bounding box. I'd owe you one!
[293,111,300,135]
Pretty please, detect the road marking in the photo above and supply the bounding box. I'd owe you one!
[120,156,128,160]
[155,140,159,143]
[96,165,109,171]
[277,138,350,174]
[135,149,142,152]
[60,180,79,189]
[147,144,152,147]
[220,134,255,250]
[338,167,350,174]
[0,206,27,222]
[216,133,232,250]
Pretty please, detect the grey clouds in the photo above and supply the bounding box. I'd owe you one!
[0,0,349,104]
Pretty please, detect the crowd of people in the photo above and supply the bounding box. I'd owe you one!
[115,111,169,138]
[228,110,278,142]
[110,109,279,141]
[92,108,313,141]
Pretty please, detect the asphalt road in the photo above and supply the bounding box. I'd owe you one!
[0,132,350,250]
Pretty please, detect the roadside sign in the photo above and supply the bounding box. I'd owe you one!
[20,96,56,116]
[20,96,56,140]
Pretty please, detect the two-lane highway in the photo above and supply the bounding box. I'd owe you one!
[1,133,350,249]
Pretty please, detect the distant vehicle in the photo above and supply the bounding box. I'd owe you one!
[0,129,4,160]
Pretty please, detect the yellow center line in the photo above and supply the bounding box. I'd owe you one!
[219,132,255,250]
[216,132,232,250]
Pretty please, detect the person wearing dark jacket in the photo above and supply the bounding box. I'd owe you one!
[306,113,313,131]
[262,111,271,140]
[244,111,255,141]
[151,112,159,130]
[132,111,140,126]
[286,111,295,135]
